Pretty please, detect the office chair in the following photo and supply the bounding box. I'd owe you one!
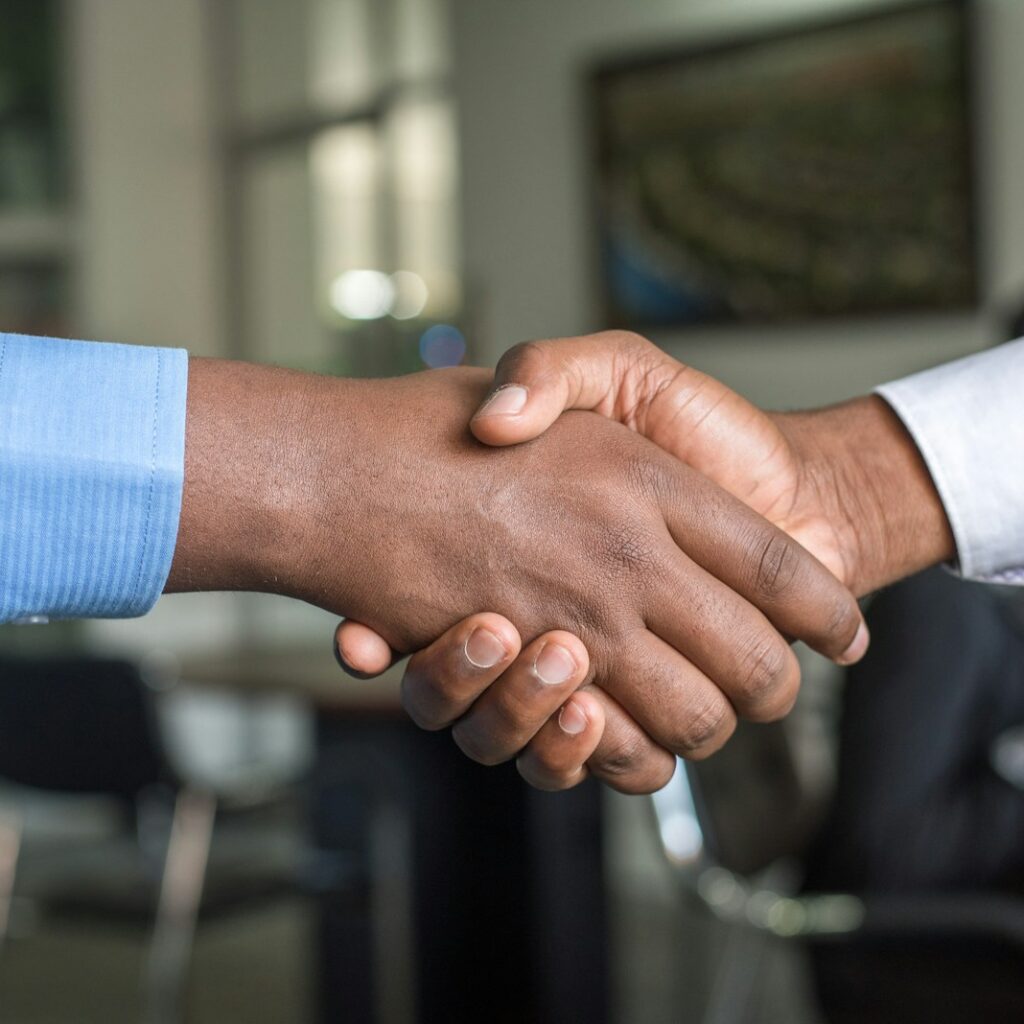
[651,569,1024,1024]
[0,653,307,1024]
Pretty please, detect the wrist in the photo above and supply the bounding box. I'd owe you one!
[775,397,955,596]
[166,358,353,601]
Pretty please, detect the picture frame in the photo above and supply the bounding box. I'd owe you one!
[589,0,979,330]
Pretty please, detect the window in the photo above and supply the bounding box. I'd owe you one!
[219,0,463,375]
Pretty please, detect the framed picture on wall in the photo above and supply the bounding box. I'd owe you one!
[589,0,978,329]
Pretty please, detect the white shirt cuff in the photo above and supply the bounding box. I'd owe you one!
[875,340,1024,586]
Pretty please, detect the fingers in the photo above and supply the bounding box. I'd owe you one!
[450,631,591,766]
[600,630,738,764]
[398,615,606,788]
[399,615,685,794]
[653,461,868,664]
[470,332,660,447]
[334,620,397,678]
[398,614,675,794]
[515,690,605,791]
[643,546,802,722]
[516,688,678,795]
[584,688,677,794]
[400,613,522,730]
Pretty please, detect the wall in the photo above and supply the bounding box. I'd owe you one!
[68,0,225,356]
[450,0,1024,407]
[68,0,244,656]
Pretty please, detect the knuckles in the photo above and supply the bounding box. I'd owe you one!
[450,720,507,767]
[599,755,676,794]
[824,593,861,653]
[733,633,800,720]
[664,696,736,759]
[496,339,549,381]
[400,675,455,732]
[594,729,652,779]
[600,522,661,580]
[516,754,584,793]
[623,451,673,505]
[498,331,655,385]
[593,329,654,356]
[752,533,801,601]
[520,741,578,789]
[591,728,677,793]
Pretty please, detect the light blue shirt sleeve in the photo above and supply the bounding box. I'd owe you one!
[875,339,1024,586]
[0,333,189,622]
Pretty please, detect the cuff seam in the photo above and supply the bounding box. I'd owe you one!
[130,347,164,611]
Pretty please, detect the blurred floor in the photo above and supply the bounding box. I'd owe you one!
[613,889,825,1024]
[0,780,827,1024]
[0,895,822,1024]
[607,786,826,1024]
[0,900,313,1024]
[0,873,825,1024]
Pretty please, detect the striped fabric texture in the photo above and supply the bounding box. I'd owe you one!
[0,334,188,622]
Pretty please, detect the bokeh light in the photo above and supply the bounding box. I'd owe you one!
[418,324,466,368]
[389,270,430,319]
[330,269,395,320]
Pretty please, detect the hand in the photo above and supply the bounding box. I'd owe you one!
[463,331,954,594]
[167,357,866,792]
[338,332,954,789]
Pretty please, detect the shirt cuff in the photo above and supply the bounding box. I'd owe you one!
[875,339,1024,586]
[0,334,189,622]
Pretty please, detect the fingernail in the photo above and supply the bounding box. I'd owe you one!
[837,621,870,665]
[477,385,527,417]
[465,628,506,669]
[558,701,588,736]
[535,643,576,685]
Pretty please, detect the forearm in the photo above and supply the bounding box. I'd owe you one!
[777,396,956,597]
[166,357,341,601]
[164,358,496,631]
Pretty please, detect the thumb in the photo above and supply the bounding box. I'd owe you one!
[470,336,624,447]
[334,620,397,678]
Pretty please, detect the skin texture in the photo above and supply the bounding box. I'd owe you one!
[339,331,955,792]
[167,355,866,793]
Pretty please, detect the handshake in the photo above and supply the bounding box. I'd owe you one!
[168,332,954,794]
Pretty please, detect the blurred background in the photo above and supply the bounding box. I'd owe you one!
[1,0,1024,1022]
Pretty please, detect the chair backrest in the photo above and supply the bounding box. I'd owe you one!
[653,719,814,878]
[690,720,814,875]
[0,654,173,800]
